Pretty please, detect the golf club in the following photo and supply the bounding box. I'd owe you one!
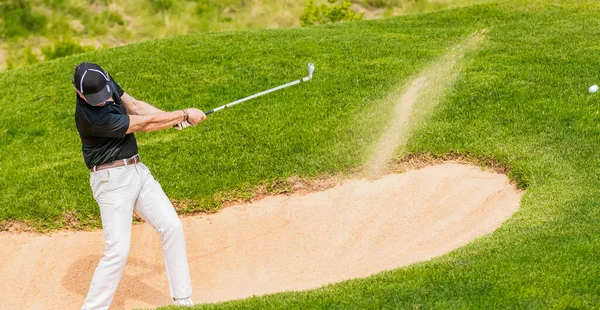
[204,62,315,115]
[175,63,314,130]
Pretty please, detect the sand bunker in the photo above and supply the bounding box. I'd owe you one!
[0,163,521,309]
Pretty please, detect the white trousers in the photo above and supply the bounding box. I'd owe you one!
[82,162,192,310]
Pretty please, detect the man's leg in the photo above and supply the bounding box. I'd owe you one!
[133,163,193,299]
[82,167,140,310]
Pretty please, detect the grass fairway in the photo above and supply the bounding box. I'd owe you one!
[2,0,600,308]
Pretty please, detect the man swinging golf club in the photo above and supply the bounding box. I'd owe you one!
[73,62,204,309]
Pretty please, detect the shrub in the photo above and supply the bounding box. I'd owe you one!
[40,39,93,61]
[0,0,47,38]
[362,0,405,8]
[105,10,125,26]
[24,47,40,65]
[3,47,40,71]
[300,0,363,26]
[149,0,174,12]
[362,0,430,10]
[42,0,69,10]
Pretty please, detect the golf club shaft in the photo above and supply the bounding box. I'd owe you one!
[204,76,311,115]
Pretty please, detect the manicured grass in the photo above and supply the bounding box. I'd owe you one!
[3,0,600,308]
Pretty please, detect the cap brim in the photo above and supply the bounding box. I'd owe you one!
[84,84,113,106]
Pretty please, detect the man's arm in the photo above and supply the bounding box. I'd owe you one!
[119,92,206,133]
[120,92,164,115]
[127,111,183,133]
[126,108,206,134]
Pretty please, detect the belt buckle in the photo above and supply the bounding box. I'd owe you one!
[125,154,139,166]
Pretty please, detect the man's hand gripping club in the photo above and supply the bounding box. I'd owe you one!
[175,108,206,130]
[174,108,206,130]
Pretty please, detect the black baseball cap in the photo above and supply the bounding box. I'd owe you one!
[72,62,113,106]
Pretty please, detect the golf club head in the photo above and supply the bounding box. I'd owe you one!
[307,63,315,79]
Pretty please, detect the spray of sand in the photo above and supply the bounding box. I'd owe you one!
[365,30,487,177]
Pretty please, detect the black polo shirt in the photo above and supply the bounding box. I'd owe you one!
[75,78,138,169]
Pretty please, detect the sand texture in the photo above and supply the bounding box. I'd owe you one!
[0,163,521,309]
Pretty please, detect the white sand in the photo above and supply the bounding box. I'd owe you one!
[0,163,521,310]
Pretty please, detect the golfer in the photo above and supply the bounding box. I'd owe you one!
[73,62,204,309]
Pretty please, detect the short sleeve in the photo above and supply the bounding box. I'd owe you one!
[109,75,125,97]
[89,113,130,138]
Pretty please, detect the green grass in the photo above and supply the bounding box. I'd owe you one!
[3,0,600,308]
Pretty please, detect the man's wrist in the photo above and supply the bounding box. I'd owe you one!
[182,109,189,122]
